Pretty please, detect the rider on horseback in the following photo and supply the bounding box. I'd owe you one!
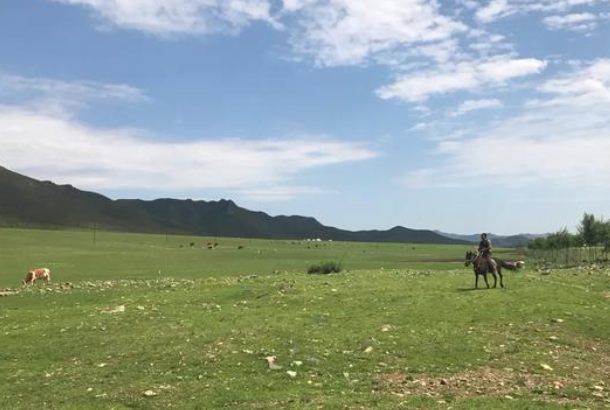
[477,233,498,275]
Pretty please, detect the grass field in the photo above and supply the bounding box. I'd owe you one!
[0,227,525,287]
[1,228,609,410]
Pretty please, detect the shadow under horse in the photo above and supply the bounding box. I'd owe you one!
[464,251,525,289]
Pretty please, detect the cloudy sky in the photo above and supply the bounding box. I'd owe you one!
[1,0,610,234]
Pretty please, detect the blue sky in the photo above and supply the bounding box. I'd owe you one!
[1,0,610,234]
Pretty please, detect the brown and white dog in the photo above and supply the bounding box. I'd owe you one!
[24,268,51,285]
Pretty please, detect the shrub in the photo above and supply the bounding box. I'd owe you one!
[307,261,342,275]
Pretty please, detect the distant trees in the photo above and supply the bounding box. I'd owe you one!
[528,213,610,267]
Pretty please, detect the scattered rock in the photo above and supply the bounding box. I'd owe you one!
[364,346,374,354]
[287,371,297,378]
[381,324,393,332]
[265,356,282,370]
[143,390,157,397]
[102,305,125,314]
[540,363,553,371]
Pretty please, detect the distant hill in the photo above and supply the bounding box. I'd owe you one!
[434,231,546,248]
[0,165,466,245]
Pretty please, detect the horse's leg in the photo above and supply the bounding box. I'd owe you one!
[492,272,497,288]
[498,267,504,288]
[483,273,490,289]
[475,273,478,289]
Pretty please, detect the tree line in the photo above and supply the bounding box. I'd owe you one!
[528,213,610,267]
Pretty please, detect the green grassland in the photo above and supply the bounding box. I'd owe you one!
[1,228,609,410]
[0,228,523,287]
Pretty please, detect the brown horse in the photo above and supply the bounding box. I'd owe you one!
[464,251,525,289]
[464,251,503,289]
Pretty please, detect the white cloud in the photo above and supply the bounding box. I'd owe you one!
[476,0,515,23]
[0,105,376,200]
[452,98,503,116]
[286,0,466,66]
[543,13,598,31]
[377,57,547,101]
[536,59,610,105]
[0,71,147,113]
[475,0,609,24]
[51,0,276,35]
[402,59,610,188]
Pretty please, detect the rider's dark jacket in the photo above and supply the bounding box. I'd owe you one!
[478,239,492,256]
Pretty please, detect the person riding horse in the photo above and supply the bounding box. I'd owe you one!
[477,233,498,275]
[465,235,525,289]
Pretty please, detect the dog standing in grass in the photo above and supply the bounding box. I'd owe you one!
[24,268,51,285]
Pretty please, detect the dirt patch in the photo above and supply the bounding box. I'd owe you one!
[378,366,565,397]
[377,365,608,404]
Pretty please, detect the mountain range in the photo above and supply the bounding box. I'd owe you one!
[434,231,545,248]
[0,165,472,245]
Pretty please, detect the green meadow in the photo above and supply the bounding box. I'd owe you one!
[1,227,609,410]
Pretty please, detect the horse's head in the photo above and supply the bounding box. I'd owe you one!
[464,251,475,267]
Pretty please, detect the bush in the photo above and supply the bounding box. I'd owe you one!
[307,261,342,275]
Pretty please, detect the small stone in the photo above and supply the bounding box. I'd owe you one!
[265,356,282,370]
[540,363,553,371]
[287,371,297,378]
[143,390,157,397]
[364,346,374,354]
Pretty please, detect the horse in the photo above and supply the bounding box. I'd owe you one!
[464,251,503,289]
[464,251,526,289]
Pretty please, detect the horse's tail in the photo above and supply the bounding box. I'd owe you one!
[496,259,525,271]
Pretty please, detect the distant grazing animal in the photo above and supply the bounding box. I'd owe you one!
[464,252,525,289]
[24,268,51,285]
